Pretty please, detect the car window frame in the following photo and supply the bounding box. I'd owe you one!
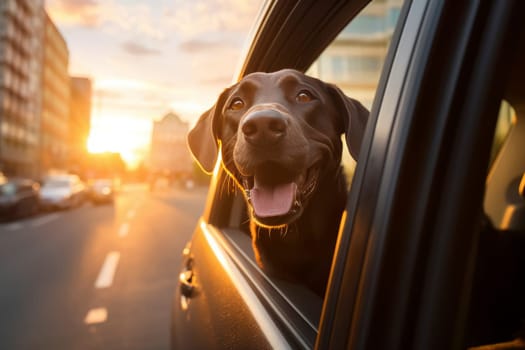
[238,0,371,76]
[319,1,523,349]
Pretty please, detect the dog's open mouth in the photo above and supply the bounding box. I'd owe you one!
[243,162,319,227]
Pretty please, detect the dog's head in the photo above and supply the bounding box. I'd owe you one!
[188,69,368,227]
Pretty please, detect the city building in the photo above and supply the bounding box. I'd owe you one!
[149,112,193,180]
[0,0,44,178]
[69,76,92,177]
[308,0,403,108]
[40,11,70,176]
[307,0,403,179]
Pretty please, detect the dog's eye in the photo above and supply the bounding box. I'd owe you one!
[296,90,314,103]
[228,98,245,111]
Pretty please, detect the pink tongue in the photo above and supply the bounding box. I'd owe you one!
[251,181,296,218]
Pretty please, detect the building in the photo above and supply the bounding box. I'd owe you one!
[69,76,92,177]
[40,12,70,176]
[307,0,403,179]
[0,0,44,178]
[149,112,193,180]
[308,0,403,108]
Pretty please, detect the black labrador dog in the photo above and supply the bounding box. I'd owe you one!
[188,69,368,296]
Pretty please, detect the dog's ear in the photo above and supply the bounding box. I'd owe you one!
[329,85,369,160]
[187,88,231,174]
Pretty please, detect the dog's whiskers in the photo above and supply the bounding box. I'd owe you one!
[279,225,290,239]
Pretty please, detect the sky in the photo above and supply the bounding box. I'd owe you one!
[45,0,265,168]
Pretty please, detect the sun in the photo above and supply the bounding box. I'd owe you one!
[87,132,122,153]
[87,118,150,169]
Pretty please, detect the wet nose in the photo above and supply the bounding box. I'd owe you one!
[241,110,287,145]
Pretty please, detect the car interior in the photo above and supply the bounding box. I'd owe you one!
[466,26,525,349]
[202,1,525,348]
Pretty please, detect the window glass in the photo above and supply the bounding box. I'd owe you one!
[0,183,16,196]
[489,100,515,167]
[220,0,407,306]
[308,0,404,182]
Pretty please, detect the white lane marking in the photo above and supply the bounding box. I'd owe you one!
[84,308,108,324]
[127,209,136,219]
[118,223,129,237]
[3,223,23,231]
[30,213,60,227]
[95,252,120,289]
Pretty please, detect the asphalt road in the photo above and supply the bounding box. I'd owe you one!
[0,183,208,350]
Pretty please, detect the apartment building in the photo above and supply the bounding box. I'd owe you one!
[308,0,403,108]
[149,112,193,179]
[40,12,70,175]
[0,0,43,178]
[69,76,92,176]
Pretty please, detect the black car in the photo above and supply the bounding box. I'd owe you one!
[172,0,525,349]
[0,178,41,221]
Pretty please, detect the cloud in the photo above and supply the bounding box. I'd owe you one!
[121,41,161,56]
[178,38,234,53]
[163,0,264,38]
[60,0,98,10]
[46,0,101,27]
[46,0,265,46]
[46,0,165,39]
[199,75,236,85]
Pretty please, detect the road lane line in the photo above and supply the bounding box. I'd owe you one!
[118,223,129,237]
[95,252,120,289]
[84,308,108,324]
[30,213,60,227]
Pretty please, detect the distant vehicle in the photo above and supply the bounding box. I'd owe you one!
[0,178,41,221]
[39,174,86,210]
[88,179,115,204]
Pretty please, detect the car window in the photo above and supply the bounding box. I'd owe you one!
[484,98,523,231]
[307,0,404,183]
[221,0,405,235]
[217,0,407,318]
[0,182,16,196]
[44,180,70,187]
[489,100,515,167]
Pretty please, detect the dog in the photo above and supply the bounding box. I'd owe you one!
[187,69,368,296]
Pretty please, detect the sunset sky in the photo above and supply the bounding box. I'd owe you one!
[45,0,265,168]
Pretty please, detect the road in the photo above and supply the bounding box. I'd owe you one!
[0,183,208,350]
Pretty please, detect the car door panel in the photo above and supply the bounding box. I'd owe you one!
[319,1,524,349]
[173,220,288,349]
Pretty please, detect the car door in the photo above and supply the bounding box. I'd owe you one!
[172,0,525,349]
[318,1,525,349]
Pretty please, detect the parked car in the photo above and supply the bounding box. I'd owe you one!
[172,0,525,349]
[0,178,41,221]
[87,178,115,204]
[39,174,86,210]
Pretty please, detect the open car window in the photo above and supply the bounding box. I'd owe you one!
[212,0,407,327]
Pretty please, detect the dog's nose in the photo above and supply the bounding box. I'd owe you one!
[241,110,287,145]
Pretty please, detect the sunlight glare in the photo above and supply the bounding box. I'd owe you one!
[87,115,151,169]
